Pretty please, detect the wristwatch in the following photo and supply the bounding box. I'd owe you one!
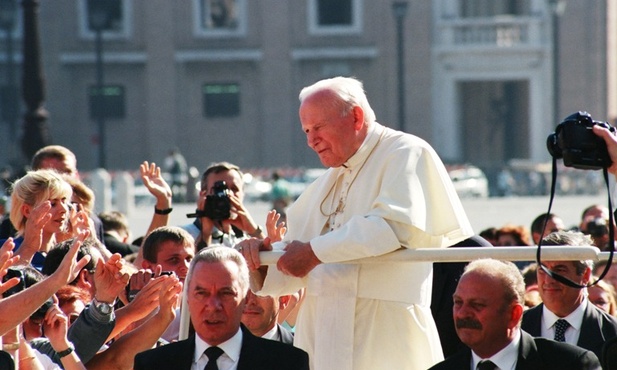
[92,298,115,315]
[57,343,75,358]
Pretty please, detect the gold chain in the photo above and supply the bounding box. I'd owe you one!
[319,129,384,217]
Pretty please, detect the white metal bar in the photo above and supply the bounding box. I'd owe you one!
[258,246,607,264]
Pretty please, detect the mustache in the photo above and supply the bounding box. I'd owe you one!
[456,318,483,330]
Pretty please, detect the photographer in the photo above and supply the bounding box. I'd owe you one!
[593,123,617,175]
[182,162,264,249]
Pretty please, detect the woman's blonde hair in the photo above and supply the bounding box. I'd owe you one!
[9,170,72,235]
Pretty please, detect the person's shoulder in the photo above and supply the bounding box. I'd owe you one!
[242,332,308,366]
[586,301,617,327]
[531,337,601,368]
[426,350,467,370]
[249,333,305,355]
[135,339,193,362]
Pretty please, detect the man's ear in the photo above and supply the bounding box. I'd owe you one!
[509,303,524,329]
[352,106,365,130]
[583,267,592,285]
[279,294,291,310]
[75,269,92,290]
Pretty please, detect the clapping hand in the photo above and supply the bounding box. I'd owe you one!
[0,238,20,296]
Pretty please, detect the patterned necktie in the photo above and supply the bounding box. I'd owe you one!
[554,319,570,342]
[204,346,224,370]
[477,360,497,370]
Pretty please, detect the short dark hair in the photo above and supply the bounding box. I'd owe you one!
[541,230,594,274]
[530,213,558,235]
[99,211,130,234]
[200,162,243,192]
[142,226,194,263]
[42,238,98,283]
[31,145,76,170]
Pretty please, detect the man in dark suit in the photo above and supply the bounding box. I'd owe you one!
[134,245,308,370]
[431,235,493,358]
[429,258,600,370]
[242,290,294,344]
[521,231,617,362]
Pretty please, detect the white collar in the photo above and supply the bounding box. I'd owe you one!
[471,328,521,370]
[542,299,587,332]
[194,327,243,364]
[260,324,280,341]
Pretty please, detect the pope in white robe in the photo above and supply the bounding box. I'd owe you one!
[239,77,473,370]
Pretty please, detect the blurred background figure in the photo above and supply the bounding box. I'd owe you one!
[270,171,290,214]
[164,147,188,203]
[495,223,532,269]
[578,204,614,251]
[530,212,565,245]
[588,277,617,317]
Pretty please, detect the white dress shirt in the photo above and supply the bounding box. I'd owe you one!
[471,329,521,370]
[192,329,243,370]
[541,298,587,345]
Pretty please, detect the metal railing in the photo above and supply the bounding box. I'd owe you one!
[179,245,609,340]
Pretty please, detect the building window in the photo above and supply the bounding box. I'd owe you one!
[193,0,247,37]
[203,83,240,118]
[78,0,132,39]
[308,0,362,35]
[461,0,530,17]
[89,85,126,120]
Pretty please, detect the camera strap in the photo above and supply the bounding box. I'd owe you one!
[536,156,615,288]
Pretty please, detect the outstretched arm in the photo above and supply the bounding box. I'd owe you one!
[0,234,91,336]
[86,275,181,370]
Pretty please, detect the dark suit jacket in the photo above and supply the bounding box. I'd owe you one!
[521,302,617,362]
[428,330,601,370]
[103,233,139,256]
[134,326,308,370]
[431,235,493,357]
[277,323,294,345]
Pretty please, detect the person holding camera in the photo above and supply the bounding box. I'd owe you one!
[183,162,264,250]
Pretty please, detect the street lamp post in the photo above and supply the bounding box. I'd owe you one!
[392,1,408,132]
[549,0,566,126]
[0,0,18,161]
[88,1,113,169]
[20,0,51,163]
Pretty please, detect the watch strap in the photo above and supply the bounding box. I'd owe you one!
[57,344,75,358]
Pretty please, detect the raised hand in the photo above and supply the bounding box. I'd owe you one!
[265,210,286,242]
[140,161,173,206]
[0,238,20,296]
[51,231,92,286]
[20,200,52,260]
[93,253,131,303]
[43,300,71,352]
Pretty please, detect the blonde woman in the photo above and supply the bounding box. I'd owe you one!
[8,169,74,269]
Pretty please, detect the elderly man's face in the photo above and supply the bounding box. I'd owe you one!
[187,260,246,346]
[299,91,364,168]
[537,261,589,317]
[453,272,519,358]
[241,290,280,337]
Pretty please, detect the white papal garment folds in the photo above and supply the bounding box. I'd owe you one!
[257,123,473,370]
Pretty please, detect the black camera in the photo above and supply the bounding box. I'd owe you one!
[2,268,25,298]
[547,111,615,170]
[186,180,231,220]
[586,217,609,237]
[203,181,231,220]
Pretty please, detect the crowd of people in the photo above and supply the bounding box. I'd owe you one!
[2,76,617,370]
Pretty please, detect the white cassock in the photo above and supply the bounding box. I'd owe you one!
[257,123,473,370]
